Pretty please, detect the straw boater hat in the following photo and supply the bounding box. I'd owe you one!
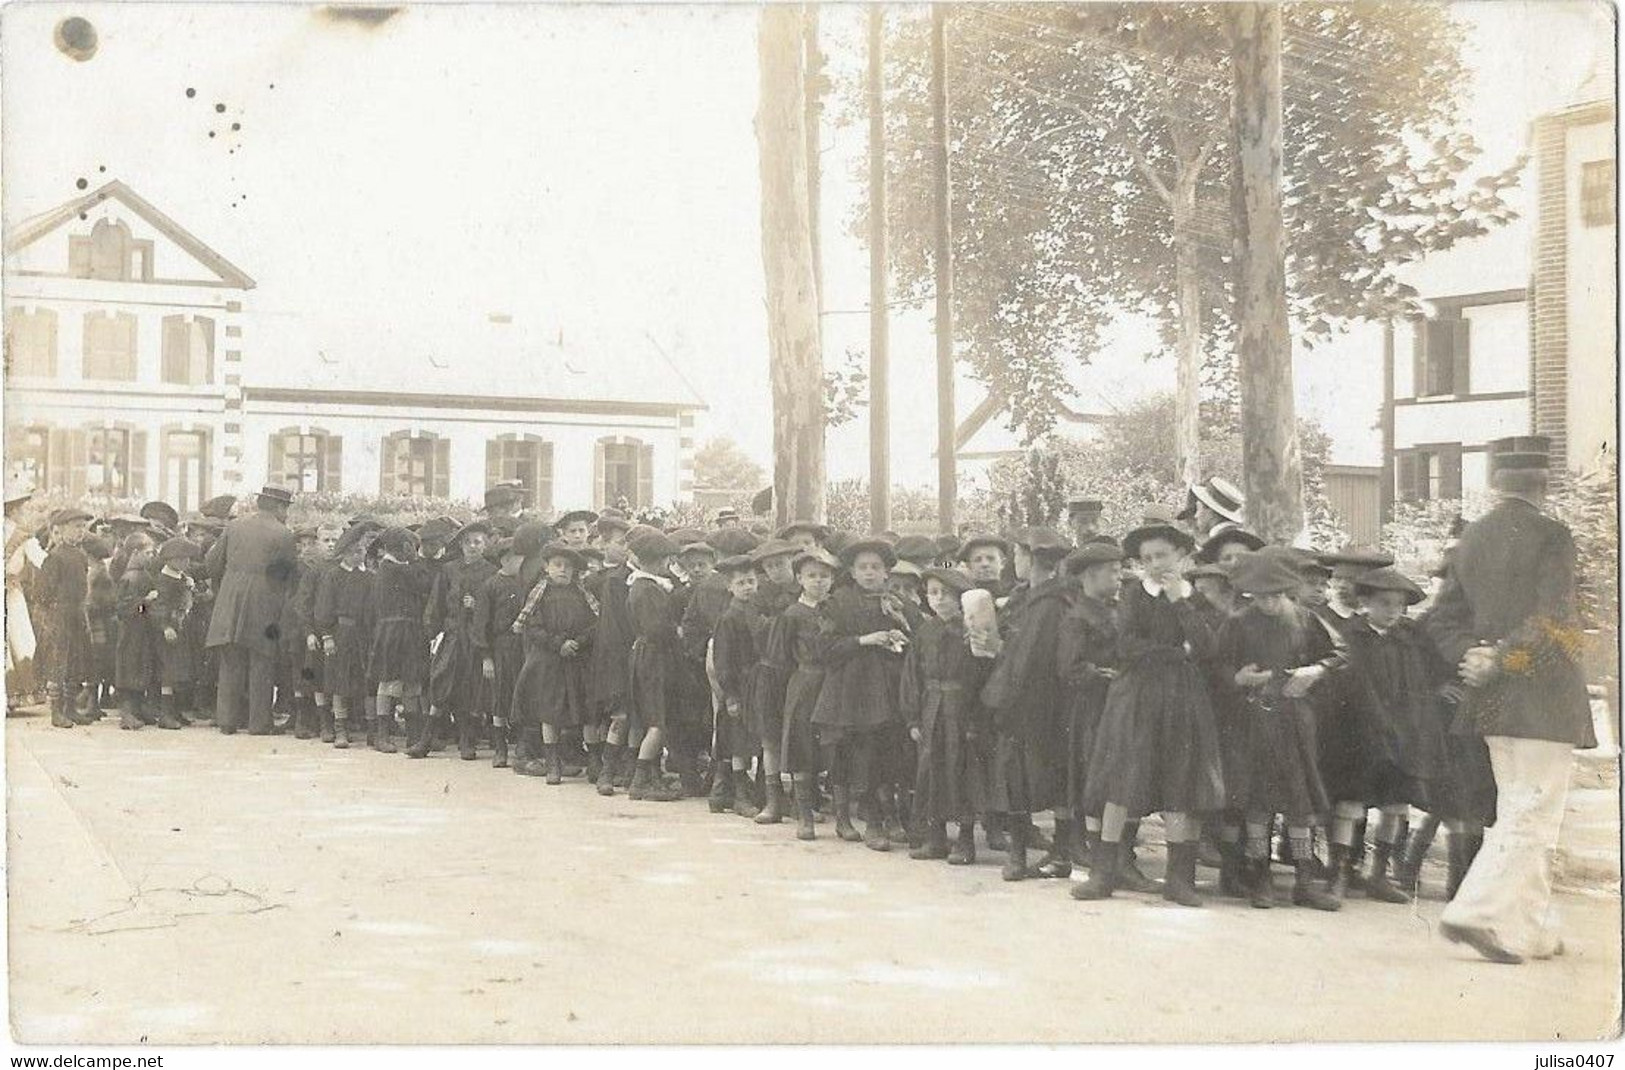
[256,485,295,507]
[1177,476,1246,526]
[1317,543,1396,580]
[839,537,898,570]
[1352,565,1425,606]
[1122,506,1196,560]
[540,541,587,572]
[1195,525,1266,564]
[1227,550,1302,596]
[792,547,841,576]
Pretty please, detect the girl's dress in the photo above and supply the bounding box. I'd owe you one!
[316,562,373,700]
[513,579,597,729]
[1055,592,1118,817]
[768,599,834,773]
[901,614,986,823]
[368,558,434,687]
[475,571,529,725]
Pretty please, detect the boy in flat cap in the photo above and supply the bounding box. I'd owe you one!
[37,508,94,727]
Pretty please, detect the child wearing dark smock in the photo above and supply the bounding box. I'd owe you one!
[37,508,93,728]
[901,567,984,863]
[149,538,200,730]
[112,543,159,730]
[366,527,433,755]
[811,539,911,852]
[1212,550,1346,912]
[512,542,597,783]
[477,540,532,774]
[712,555,773,821]
[422,522,497,760]
[768,548,838,841]
[1075,514,1225,907]
[315,523,376,749]
[622,527,686,803]
[83,538,117,719]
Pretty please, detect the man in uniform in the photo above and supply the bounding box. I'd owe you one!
[1426,436,1596,964]
[1065,497,1104,548]
[482,481,527,538]
[205,485,299,735]
[1176,476,1246,541]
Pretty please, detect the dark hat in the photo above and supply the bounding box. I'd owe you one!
[1228,550,1303,596]
[956,532,1011,562]
[822,529,853,555]
[894,534,940,565]
[581,546,605,563]
[49,507,93,527]
[333,520,381,555]
[1022,527,1073,556]
[1123,507,1196,560]
[1353,565,1425,605]
[1082,533,1120,548]
[106,512,150,530]
[667,527,706,545]
[513,521,553,559]
[447,519,494,553]
[1063,541,1124,574]
[716,553,756,576]
[416,516,460,546]
[889,561,924,580]
[158,536,202,564]
[792,547,841,575]
[595,512,631,536]
[484,480,525,508]
[1184,562,1233,583]
[1195,525,1266,564]
[935,533,962,558]
[678,540,718,560]
[840,537,898,569]
[374,525,419,559]
[200,494,237,520]
[710,528,761,556]
[257,485,295,506]
[921,566,973,595]
[749,537,800,564]
[776,520,830,543]
[627,527,681,565]
[81,535,113,560]
[293,525,318,541]
[486,537,516,563]
[714,507,741,523]
[540,541,587,571]
[1317,543,1395,573]
[139,501,181,531]
[1177,476,1246,524]
[1488,435,1552,473]
[187,516,226,535]
[1066,497,1104,517]
[556,509,600,529]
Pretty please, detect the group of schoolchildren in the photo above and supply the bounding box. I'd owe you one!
[13,477,1494,912]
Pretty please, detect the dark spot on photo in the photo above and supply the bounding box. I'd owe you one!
[54,17,97,62]
[75,177,88,190]
[79,213,87,221]
[232,122,241,132]
[208,131,216,139]
[318,5,401,29]
[98,165,106,173]
[265,624,281,642]
[186,87,197,98]
[215,103,226,113]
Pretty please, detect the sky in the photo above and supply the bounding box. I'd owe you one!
[2,1,1613,487]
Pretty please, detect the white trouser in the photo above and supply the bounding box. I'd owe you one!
[1441,735,1573,957]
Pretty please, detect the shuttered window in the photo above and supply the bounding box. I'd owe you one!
[6,307,58,378]
[85,426,145,498]
[1397,445,1463,502]
[162,429,211,513]
[83,311,138,380]
[161,315,215,385]
[382,431,448,498]
[598,438,651,510]
[485,435,553,513]
[269,429,342,493]
[1414,317,1470,398]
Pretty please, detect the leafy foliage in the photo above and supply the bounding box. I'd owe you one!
[841,2,1522,441]
[693,437,767,491]
[823,348,871,429]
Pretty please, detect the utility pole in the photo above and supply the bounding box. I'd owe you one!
[930,3,956,533]
[1230,2,1302,543]
[867,4,890,533]
[757,4,825,525]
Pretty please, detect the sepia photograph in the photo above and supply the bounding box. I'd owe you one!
[0,0,1619,1057]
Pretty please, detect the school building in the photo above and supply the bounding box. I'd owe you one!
[4,181,706,515]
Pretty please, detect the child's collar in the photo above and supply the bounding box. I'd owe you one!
[160,564,186,577]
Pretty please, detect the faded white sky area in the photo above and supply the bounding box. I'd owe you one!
[2,1,1612,490]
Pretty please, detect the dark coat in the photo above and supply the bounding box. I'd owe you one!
[113,570,158,692]
[980,577,1072,813]
[475,571,530,724]
[901,614,986,821]
[713,598,770,735]
[626,574,682,736]
[1055,592,1118,816]
[315,562,372,697]
[586,564,634,715]
[513,579,596,729]
[36,542,91,680]
[811,586,908,733]
[1423,496,1596,748]
[204,511,298,655]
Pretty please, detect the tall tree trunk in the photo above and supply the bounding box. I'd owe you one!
[867,4,890,533]
[1230,2,1302,543]
[930,4,957,532]
[1171,177,1203,489]
[803,4,824,311]
[758,5,825,525]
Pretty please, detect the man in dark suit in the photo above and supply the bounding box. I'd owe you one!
[206,485,298,735]
[1425,436,1596,964]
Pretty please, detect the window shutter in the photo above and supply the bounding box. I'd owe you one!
[162,315,186,383]
[67,429,87,499]
[1410,320,1425,399]
[47,429,69,494]
[592,440,606,510]
[129,429,148,499]
[1451,318,1471,397]
[485,439,502,488]
[324,434,343,493]
[268,433,286,487]
[434,437,450,499]
[380,434,394,496]
[638,443,655,508]
[1440,444,1463,501]
[69,237,91,279]
[537,441,554,514]
[44,310,57,377]
[1396,452,1418,502]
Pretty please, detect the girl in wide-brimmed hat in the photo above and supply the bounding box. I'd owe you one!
[365,526,433,755]
[315,521,379,749]
[767,548,841,840]
[1209,550,1346,912]
[1074,510,1224,908]
[510,542,599,783]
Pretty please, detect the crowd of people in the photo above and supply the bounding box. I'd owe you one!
[3,433,1596,964]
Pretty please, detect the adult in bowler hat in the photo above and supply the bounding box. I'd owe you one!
[205,484,299,735]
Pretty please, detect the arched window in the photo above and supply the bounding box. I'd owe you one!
[82,311,137,380]
[486,434,553,513]
[382,430,449,498]
[594,435,653,510]
[161,315,215,385]
[269,427,343,493]
[5,307,58,378]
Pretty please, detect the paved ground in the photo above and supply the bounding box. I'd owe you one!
[8,710,1621,1045]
